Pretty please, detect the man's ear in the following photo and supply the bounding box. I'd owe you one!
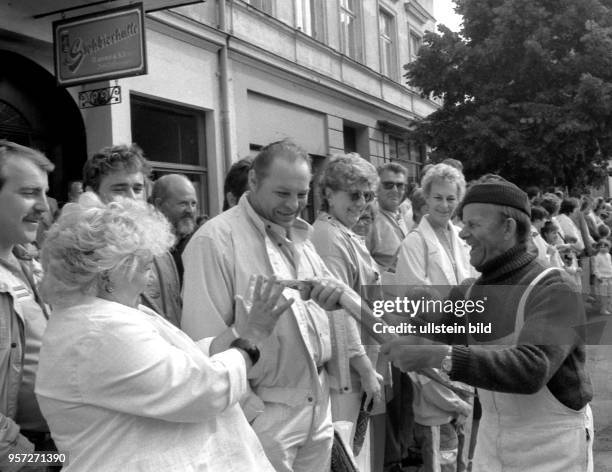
[248,168,257,191]
[504,218,518,240]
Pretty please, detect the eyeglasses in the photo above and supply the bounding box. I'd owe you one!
[347,190,375,202]
[381,182,406,191]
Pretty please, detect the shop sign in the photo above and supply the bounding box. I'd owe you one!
[53,3,147,86]
[79,86,122,108]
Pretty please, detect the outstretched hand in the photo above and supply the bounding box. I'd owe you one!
[238,275,294,344]
[381,338,448,373]
[299,278,345,311]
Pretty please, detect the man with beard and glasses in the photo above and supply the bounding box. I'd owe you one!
[0,141,59,471]
[151,174,198,285]
[83,144,182,327]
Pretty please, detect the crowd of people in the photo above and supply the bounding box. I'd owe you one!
[0,138,597,472]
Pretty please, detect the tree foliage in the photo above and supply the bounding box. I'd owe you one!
[405,0,612,190]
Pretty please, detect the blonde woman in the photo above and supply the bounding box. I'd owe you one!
[35,196,291,471]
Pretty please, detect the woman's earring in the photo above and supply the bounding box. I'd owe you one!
[102,272,114,293]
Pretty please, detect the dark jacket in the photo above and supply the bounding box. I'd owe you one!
[448,244,593,411]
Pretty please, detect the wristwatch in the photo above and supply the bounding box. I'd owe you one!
[441,345,453,375]
[230,337,261,366]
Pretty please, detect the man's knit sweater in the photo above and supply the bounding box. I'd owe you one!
[448,244,593,411]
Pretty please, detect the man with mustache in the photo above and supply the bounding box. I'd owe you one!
[151,174,198,285]
[0,141,57,470]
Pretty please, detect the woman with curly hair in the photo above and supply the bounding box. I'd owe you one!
[35,195,291,471]
[311,153,384,471]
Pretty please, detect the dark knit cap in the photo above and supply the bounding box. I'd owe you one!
[461,180,531,217]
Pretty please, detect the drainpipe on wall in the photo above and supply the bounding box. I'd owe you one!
[218,0,234,174]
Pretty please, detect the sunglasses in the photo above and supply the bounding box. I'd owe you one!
[381,182,406,191]
[346,190,375,202]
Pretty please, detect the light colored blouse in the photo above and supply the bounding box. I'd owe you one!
[35,297,274,472]
[396,215,476,287]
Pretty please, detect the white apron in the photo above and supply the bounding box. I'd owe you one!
[468,268,594,472]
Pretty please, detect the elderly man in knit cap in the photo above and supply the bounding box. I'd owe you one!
[382,176,594,472]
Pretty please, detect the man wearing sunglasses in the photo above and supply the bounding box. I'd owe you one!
[367,163,410,285]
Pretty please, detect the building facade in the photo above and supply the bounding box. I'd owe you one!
[0,0,438,216]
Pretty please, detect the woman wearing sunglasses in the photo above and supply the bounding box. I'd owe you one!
[311,153,384,472]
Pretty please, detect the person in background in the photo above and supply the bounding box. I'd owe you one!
[367,163,409,284]
[0,141,56,471]
[353,201,377,241]
[579,196,598,247]
[530,206,550,265]
[151,174,198,285]
[181,139,349,472]
[83,144,182,327]
[540,194,565,245]
[311,154,384,471]
[526,186,541,205]
[441,158,463,172]
[223,157,253,211]
[540,220,564,268]
[34,195,58,249]
[598,223,611,241]
[559,246,583,290]
[409,188,428,226]
[399,181,418,229]
[66,180,83,203]
[36,196,290,471]
[557,198,585,254]
[592,239,612,315]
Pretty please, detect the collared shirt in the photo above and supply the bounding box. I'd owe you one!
[0,253,48,432]
[182,194,333,407]
[396,216,476,287]
[35,298,273,472]
[367,208,409,273]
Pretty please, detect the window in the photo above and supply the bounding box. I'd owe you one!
[296,0,325,40]
[247,0,273,14]
[340,0,362,61]
[409,31,422,62]
[131,95,209,213]
[385,134,424,182]
[379,9,397,78]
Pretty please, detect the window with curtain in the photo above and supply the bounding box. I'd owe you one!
[340,0,362,61]
[379,9,397,78]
